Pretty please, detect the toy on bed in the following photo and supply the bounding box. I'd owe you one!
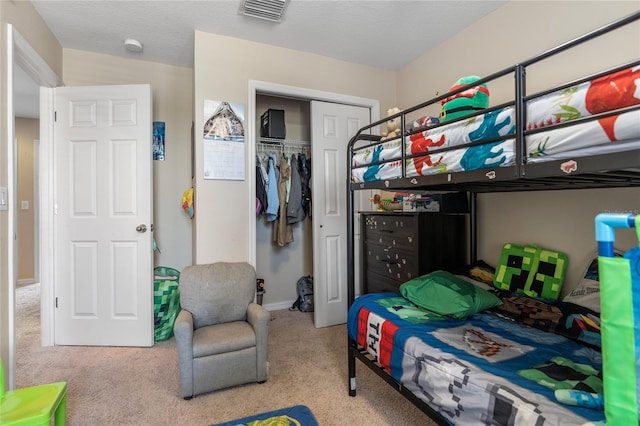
[381,107,402,141]
[440,75,490,122]
[458,246,603,348]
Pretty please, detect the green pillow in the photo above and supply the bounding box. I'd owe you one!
[400,270,502,319]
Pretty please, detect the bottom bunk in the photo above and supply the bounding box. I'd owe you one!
[347,272,605,425]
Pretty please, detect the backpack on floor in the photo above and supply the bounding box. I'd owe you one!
[290,275,313,312]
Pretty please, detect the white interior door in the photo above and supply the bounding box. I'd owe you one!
[311,101,370,328]
[53,84,154,346]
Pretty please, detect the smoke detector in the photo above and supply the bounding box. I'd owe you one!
[124,38,143,53]
[239,0,288,22]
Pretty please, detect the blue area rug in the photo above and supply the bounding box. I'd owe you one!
[212,405,318,426]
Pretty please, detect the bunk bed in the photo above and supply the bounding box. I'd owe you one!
[346,11,640,426]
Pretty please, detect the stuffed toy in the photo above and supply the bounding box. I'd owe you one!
[381,107,402,140]
[440,76,490,122]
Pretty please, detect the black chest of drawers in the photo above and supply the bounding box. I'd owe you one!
[361,212,466,293]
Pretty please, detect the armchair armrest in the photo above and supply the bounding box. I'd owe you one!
[247,302,270,335]
[173,309,194,398]
[247,303,270,381]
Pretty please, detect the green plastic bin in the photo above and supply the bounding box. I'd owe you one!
[154,266,181,342]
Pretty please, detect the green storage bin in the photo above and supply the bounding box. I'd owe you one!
[154,266,181,342]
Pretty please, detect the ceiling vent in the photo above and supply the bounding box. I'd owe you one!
[239,0,288,22]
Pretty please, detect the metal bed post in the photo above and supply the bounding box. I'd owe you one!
[469,192,477,264]
[514,64,526,178]
[346,133,357,397]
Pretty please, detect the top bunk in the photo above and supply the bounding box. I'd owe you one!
[347,11,640,194]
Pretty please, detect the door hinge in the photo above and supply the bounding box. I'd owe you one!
[55,297,58,308]
[54,111,57,122]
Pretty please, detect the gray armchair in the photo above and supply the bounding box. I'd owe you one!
[173,262,270,399]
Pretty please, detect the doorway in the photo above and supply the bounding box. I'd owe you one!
[254,95,312,312]
[15,116,39,288]
[6,25,63,388]
[247,81,379,327]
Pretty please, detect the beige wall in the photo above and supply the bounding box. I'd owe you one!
[192,32,396,265]
[63,49,194,272]
[396,2,640,293]
[397,1,639,109]
[1,0,62,388]
[16,118,38,282]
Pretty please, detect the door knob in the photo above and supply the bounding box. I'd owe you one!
[136,224,147,233]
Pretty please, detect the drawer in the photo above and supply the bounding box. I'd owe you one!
[365,243,419,282]
[364,214,417,249]
[365,228,417,249]
[364,214,417,237]
[366,271,401,293]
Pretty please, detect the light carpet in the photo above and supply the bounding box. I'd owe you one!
[15,283,434,425]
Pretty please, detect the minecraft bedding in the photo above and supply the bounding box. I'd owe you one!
[347,292,605,425]
[351,65,640,183]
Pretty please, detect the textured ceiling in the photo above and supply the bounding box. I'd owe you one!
[31,0,506,70]
[16,0,507,118]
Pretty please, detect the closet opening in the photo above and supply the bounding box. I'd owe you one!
[254,94,313,314]
[248,80,380,328]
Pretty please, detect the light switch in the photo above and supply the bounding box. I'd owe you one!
[21,200,29,210]
[0,187,7,211]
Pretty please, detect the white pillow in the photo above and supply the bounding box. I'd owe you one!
[562,278,600,313]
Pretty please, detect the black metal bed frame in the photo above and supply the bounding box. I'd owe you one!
[345,10,640,424]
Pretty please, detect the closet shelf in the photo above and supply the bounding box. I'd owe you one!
[259,137,310,147]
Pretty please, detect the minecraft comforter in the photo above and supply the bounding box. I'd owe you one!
[347,292,605,425]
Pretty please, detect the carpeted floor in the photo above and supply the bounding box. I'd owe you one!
[14,283,435,425]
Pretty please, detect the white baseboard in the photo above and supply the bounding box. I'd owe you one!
[17,278,36,286]
[261,295,361,312]
[262,299,295,311]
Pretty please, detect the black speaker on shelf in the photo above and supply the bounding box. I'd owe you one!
[260,109,286,139]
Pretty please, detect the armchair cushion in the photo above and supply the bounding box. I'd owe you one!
[193,321,255,357]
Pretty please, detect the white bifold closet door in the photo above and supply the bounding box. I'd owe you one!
[311,100,370,328]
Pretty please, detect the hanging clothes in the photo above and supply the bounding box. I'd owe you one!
[298,152,311,218]
[285,154,292,204]
[265,154,279,222]
[255,155,268,217]
[274,155,293,246]
[287,154,305,224]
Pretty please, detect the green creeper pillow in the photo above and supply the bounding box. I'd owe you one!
[400,270,502,319]
[493,243,568,300]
